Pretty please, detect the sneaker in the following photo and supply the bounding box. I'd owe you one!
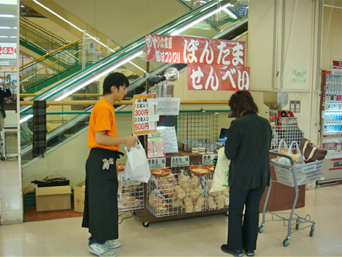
[88,243,117,256]
[105,240,121,249]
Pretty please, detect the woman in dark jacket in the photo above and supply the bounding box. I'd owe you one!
[221,91,272,257]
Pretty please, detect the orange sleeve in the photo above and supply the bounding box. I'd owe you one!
[94,107,113,132]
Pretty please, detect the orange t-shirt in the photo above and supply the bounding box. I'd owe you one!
[88,98,119,151]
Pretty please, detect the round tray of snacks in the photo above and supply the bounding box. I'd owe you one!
[150,168,171,177]
[117,163,126,172]
[206,164,214,172]
[189,165,210,176]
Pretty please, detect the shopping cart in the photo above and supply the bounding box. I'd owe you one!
[258,151,322,247]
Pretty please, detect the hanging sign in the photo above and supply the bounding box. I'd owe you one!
[132,94,157,136]
[145,34,246,65]
[187,64,249,91]
[0,43,17,59]
[88,41,96,53]
[145,34,250,91]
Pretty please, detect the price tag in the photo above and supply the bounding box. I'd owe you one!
[202,154,218,165]
[148,158,166,169]
[171,156,190,167]
[118,173,140,186]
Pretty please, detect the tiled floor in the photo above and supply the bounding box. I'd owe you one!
[0,184,341,257]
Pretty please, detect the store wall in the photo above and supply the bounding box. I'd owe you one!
[322,0,342,70]
[248,0,320,143]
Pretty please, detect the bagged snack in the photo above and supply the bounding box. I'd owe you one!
[194,196,204,212]
[191,185,202,199]
[181,176,191,193]
[178,173,185,185]
[175,185,185,199]
[191,176,200,189]
[207,196,217,210]
[224,196,229,207]
[171,197,183,208]
[184,196,194,213]
[216,194,225,209]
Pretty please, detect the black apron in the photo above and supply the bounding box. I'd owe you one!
[82,148,122,241]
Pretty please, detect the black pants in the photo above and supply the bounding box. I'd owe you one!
[82,148,120,241]
[227,185,265,251]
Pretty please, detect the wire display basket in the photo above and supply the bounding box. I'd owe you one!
[146,166,229,218]
[177,112,218,153]
[271,124,308,151]
[117,170,144,212]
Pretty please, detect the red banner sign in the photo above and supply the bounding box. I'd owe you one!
[187,64,250,91]
[145,34,246,66]
[0,43,17,59]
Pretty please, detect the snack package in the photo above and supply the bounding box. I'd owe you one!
[184,196,194,213]
[191,176,200,189]
[194,196,204,212]
[207,196,217,210]
[175,185,185,199]
[181,176,191,193]
[191,185,202,199]
[216,194,225,209]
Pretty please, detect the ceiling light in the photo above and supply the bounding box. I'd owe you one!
[0,36,9,38]
[10,36,17,38]
[0,14,16,18]
[0,26,11,29]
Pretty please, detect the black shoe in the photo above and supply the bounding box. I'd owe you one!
[244,249,255,256]
[221,245,243,257]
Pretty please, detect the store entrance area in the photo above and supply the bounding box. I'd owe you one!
[1,184,341,256]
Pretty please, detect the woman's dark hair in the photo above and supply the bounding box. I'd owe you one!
[103,72,129,95]
[228,91,258,118]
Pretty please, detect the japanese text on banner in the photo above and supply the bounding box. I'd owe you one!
[145,34,245,66]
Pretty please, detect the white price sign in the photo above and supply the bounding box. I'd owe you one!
[148,158,166,169]
[171,156,190,167]
[202,154,218,165]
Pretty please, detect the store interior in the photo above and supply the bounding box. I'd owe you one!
[0,1,341,255]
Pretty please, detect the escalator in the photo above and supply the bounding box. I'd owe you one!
[20,0,248,167]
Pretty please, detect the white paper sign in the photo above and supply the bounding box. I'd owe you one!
[155,98,181,115]
[157,126,179,153]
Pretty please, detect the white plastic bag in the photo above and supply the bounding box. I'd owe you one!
[124,141,151,183]
[288,141,304,163]
[210,147,230,193]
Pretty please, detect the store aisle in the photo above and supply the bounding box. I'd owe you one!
[0,184,341,257]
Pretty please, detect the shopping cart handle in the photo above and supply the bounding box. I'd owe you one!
[269,151,295,165]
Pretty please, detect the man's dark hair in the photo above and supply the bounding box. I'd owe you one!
[103,72,129,95]
[228,91,259,118]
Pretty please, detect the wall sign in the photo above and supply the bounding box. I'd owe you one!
[0,43,17,59]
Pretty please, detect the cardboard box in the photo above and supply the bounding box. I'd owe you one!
[35,185,71,212]
[73,181,85,213]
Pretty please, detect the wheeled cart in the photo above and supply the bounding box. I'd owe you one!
[258,151,322,247]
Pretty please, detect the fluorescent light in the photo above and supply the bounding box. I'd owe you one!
[20,115,33,124]
[10,36,17,38]
[172,3,231,36]
[12,26,17,29]
[55,50,144,101]
[223,8,237,19]
[0,26,11,29]
[0,36,8,38]
[0,0,17,4]
[0,14,15,18]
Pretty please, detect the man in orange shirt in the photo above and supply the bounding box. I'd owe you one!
[82,72,138,257]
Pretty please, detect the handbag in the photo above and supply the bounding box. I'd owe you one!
[124,141,151,183]
[210,147,230,193]
[299,138,327,163]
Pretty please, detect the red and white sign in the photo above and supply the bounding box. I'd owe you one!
[0,43,17,59]
[188,64,249,91]
[133,94,157,136]
[145,34,246,65]
[145,34,250,91]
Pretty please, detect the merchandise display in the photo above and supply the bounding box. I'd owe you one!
[146,168,228,218]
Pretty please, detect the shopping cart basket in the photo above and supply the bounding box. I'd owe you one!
[258,151,322,247]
